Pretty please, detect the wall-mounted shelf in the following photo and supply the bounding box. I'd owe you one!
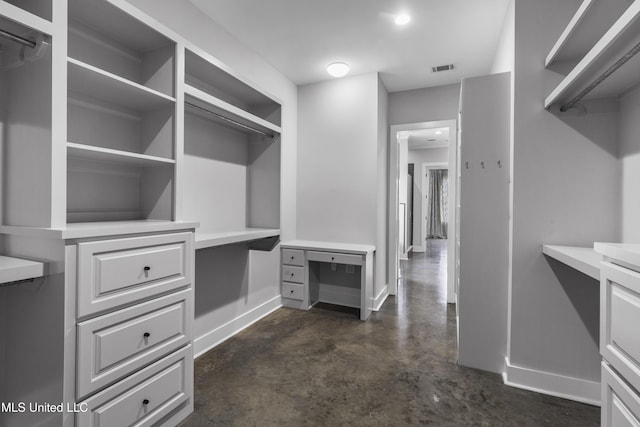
[185,85,281,138]
[542,245,601,280]
[0,255,45,284]
[545,1,640,110]
[595,242,640,271]
[545,0,634,67]
[67,142,175,166]
[68,58,175,111]
[0,1,52,29]
[195,228,280,250]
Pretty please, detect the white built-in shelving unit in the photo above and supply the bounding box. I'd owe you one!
[544,0,640,110]
[542,245,601,280]
[183,47,282,249]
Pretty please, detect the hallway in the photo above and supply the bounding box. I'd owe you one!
[181,242,600,426]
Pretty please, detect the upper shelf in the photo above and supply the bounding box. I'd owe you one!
[67,142,176,167]
[542,245,601,280]
[0,255,45,284]
[545,1,640,110]
[68,58,176,111]
[545,0,634,67]
[185,84,281,138]
[195,228,280,250]
[0,1,52,31]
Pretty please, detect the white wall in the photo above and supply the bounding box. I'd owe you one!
[506,0,620,400]
[297,72,388,300]
[389,83,461,125]
[376,76,389,294]
[408,147,449,248]
[491,0,515,74]
[620,84,640,242]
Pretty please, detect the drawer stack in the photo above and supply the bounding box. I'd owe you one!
[281,248,305,304]
[74,232,194,427]
[600,261,640,426]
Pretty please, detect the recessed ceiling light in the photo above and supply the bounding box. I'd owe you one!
[327,62,350,78]
[395,13,411,26]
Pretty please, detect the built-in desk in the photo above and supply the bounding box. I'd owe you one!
[280,240,375,321]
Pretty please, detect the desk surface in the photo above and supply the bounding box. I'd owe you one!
[282,240,375,255]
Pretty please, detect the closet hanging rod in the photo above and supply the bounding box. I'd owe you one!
[185,101,275,138]
[0,28,36,49]
[560,40,640,112]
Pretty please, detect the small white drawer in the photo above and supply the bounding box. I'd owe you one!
[601,262,640,393]
[282,265,304,284]
[77,232,193,317]
[282,282,303,300]
[601,362,640,427]
[282,249,304,266]
[307,250,363,266]
[77,345,193,427]
[77,289,192,399]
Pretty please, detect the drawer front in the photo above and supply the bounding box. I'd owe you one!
[602,262,640,392]
[282,265,304,284]
[282,282,304,300]
[78,232,194,317]
[77,289,192,399]
[78,345,193,427]
[307,250,363,266]
[282,249,304,266]
[602,362,640,427]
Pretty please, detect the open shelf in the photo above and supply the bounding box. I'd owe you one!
[545,1,640,109]
[185,84,281,138]
[542,245,601,280]
[545,0,634,67]
[68,58,175,110]
[2,0,51,23]
[68,142,175,166]
[0,256,45,284]
[195,228,280,250]
[595,242,640,270]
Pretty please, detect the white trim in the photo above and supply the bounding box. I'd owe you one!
[373,285,390,311]
[194,296,282,358]
[503,357,601,406]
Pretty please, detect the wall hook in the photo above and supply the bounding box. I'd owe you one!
[465,161,469,169]
[497,160,503,168]
[480,161,485,169]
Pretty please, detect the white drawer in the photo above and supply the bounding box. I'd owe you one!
[282,265,304,284]
[282,249,304,266]
[77,289,192,399]
[282,282,304,300]
[78,345,193,427]
[307,250,362,266]
[602,362,640,427]
[77,232,193,317]
[602,262,640,393]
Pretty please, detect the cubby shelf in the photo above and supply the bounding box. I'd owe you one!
[542,245,601,280]
[0,1,52,32]
[0,256,45,284]
[67,142,176,166]
[545,0,634,67]
[544,1,640,110]
[185,84,281,137]
[195,228,280,250]
[68,58,176,110]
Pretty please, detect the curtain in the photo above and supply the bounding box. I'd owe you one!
[426,169,448,239]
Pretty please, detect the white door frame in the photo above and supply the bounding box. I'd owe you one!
[388,120,458,304]
[421,162,449,252]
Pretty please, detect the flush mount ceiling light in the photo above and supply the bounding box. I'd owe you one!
[394,13,411,26]
[327,62,350,78]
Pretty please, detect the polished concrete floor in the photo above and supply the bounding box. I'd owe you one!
[180,239,600,426]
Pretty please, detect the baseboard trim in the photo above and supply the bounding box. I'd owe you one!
[194,296,282,358]
[503,357,601,406]
[373,285,389,311]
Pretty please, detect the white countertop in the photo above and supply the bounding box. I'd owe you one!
[595,243,640,269]
[542,245,601,280]
[282,240,375,255]
[0,256,45,284]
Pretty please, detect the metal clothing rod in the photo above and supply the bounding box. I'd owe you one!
[0,28,37,49]
[560,40,640,112]
[185,101,275,138]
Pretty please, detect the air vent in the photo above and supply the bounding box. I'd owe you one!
[432,64,455,73]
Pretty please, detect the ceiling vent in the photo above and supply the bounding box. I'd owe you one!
[432,64,455,73]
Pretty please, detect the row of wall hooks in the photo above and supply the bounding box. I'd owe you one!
[465,160,504,169]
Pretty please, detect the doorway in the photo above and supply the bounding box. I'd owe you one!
[388,120,457,304]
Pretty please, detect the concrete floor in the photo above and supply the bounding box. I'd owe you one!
[180,239,600,426]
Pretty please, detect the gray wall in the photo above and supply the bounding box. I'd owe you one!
[509,0,620,383]
[377,76,389,293]
[389,83,461,125]
[620,84,640,242]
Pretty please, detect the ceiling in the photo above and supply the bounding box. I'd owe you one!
[189,0,511,92]
[400,127,450,150]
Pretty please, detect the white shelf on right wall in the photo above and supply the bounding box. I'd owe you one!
[542,245,601,280]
